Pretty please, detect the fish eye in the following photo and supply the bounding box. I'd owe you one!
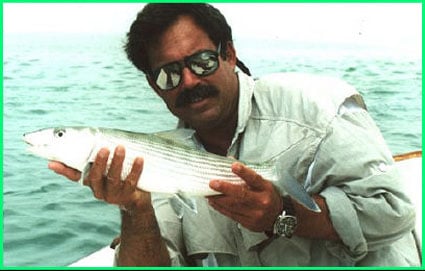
[54,128,66,138]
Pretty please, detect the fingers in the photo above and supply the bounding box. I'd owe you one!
[208,199,248,221]
[122,157,144,195]
[209,162,267,198]
[105,146,126,192]
[208,162,282,232]
[50,145,146,211]
[82,145,145,206]
[48,161,81,181]
[209,180,251,201]
[85,148,110,199]
[110,235,121,249]
[231,162,266,191]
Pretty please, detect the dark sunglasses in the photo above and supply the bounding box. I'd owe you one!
[150,43,221,91]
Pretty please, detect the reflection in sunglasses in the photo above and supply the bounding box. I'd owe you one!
[153,44,221,91]
[157,69,180,90]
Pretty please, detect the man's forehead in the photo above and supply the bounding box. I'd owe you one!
[147,16,214,66]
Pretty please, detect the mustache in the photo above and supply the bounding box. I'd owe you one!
[175,85,219,108]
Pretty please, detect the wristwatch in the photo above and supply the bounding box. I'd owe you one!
[272,196,298,238]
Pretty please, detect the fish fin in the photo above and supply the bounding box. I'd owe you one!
[168,197,184,219]
[79,162,93,186]
[258,142,321,213]
[169,193,198,218]
[277,170,321,213]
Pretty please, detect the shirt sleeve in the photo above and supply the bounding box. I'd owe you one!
[309,106,417,262]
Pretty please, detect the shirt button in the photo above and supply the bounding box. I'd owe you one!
[378,162,389,172]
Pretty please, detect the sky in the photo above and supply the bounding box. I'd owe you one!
[3,3,422,51]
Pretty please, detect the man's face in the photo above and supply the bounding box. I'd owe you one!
[147,15,238,131]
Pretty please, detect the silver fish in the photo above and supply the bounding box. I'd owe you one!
[23,126,320,212]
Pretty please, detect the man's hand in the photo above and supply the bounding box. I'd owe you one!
[207,162,283,232]
[49,146,171,265]
[48,161,82,181]
[48,145,148,210]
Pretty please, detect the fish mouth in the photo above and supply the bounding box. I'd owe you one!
[23,136,49,159]
[23,140,37,153]
[22,134,44,154]
[23,134,35,147]
[23,135,32,146]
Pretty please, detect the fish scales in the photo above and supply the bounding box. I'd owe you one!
[102,128,239,167]
[98,128,255,181]
[100,128,234,169]
[98,131,241,181]
[121,129,275,178]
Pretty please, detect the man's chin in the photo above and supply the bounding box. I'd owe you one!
[184,113,221,130]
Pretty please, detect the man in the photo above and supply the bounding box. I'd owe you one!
[49,3,419,266]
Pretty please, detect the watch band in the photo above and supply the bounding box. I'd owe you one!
[282,196,296,216]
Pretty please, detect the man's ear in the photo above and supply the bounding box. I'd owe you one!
[224,41,237,67]
[146,75,161,96]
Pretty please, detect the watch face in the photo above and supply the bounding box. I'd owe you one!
[276,215,297,238]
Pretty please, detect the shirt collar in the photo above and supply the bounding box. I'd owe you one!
[228,71,255,149]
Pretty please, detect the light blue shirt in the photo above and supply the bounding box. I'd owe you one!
[150,72,419,266]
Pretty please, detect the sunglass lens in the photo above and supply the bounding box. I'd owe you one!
[189,52,219,76]
[155,63,182,90]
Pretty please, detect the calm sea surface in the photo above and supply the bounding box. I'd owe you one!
[3,33,422,266]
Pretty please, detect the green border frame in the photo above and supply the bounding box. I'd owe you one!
[1,1,423,270]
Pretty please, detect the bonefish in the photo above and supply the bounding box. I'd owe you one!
[23,126,320,212]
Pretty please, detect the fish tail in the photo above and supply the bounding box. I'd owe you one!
[261,151,321,213]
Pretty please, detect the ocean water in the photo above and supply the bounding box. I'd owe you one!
[3,33,421,267]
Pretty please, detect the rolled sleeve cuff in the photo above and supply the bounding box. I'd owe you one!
[321,186,368,262]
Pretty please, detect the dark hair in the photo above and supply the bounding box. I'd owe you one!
[124,3,251,76]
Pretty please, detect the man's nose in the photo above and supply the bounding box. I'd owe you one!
[180,66,201,89]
